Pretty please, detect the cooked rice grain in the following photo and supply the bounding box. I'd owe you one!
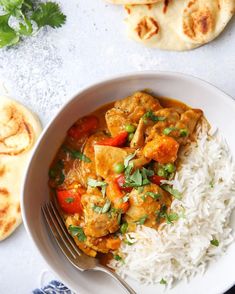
[109,131,235,287]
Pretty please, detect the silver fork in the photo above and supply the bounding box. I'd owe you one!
[42,201,137,294]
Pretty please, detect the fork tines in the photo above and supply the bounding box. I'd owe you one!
[42,201,81,259]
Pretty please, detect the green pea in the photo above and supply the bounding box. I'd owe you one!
[128,133,134,141]
[164,163,175,173]
[113,162,125,174]
[157,168,167,178]
[125,124,136,133]
[120,222,128,234]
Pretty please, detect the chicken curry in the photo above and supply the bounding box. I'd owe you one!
[49,91,203,258]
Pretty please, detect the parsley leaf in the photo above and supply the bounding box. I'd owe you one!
[0,1,66,48]
[22,0,33,12]
[31,2,66,29]
[0,14,19,48]
[0,0,24,15]
[210,239,219,247]
[68,225,86,242]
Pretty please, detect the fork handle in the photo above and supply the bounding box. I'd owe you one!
[96,265,137,294]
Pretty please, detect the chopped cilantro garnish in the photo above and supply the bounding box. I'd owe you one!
[161,184,182,200]
[156,205,179,225]
[137,186,144,193]
[124,152,137,168]
[160,278,167,285]
[180,128,188,137]
[63,146,91,163]
[87,178,107,197]
[166,213,179,224]
[141,195,146,202]
[145,191,161,200]
[156,205,168,221]
[102,200,111,213]
[68,225,86,242]
[113,254,122,261]
[117,212,122,225]
[65,197,74,204]
[209,180,214,188]
[122,194,130,203]
[123,239,134,246]
[124,167,154,188]
[136,215,148,225]
[92,200,111,214]
[210,239,219,247]
[49,160,65,185]
[120,222,128,234]
[163,127,178,135]
[142,111,166,124]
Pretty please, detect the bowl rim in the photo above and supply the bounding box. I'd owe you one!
[21,70,235,293]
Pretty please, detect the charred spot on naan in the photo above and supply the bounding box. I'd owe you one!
[0,187,9,197]
[135,16,160,40]
[182,0,218,43]
[183,8,214,42]
[0,104,35,156]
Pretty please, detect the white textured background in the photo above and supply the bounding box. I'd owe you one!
[0,0,234,293]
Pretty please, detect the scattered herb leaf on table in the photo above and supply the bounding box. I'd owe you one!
[0,0,66,48]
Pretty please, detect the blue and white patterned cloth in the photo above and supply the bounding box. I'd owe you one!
[33,279,234,294]
[33,280,73,294]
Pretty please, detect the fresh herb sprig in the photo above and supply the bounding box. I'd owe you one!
[63,146,91,163]
[0,1,66,48]
[68,225,86,242]
[156,205,179,224]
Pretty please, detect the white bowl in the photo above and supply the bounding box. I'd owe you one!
[21,72,235,294]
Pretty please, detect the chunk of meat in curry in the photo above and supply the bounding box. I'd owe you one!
[49,91,204,258]
[106,91,162,137]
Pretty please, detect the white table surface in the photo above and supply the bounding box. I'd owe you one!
[0,1,234,293]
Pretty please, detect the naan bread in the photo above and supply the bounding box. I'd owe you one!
[0,96,42,241]
[106,0,160,4]
[125,0,235,51]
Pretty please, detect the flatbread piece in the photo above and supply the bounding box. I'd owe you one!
[125,0,235,51]
[0,96,42,241]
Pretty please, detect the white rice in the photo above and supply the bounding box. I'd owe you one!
[109,129,235,287]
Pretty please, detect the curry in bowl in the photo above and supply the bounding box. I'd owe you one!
[48,91,203,258]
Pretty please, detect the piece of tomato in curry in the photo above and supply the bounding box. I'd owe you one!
[48,91,203,259]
